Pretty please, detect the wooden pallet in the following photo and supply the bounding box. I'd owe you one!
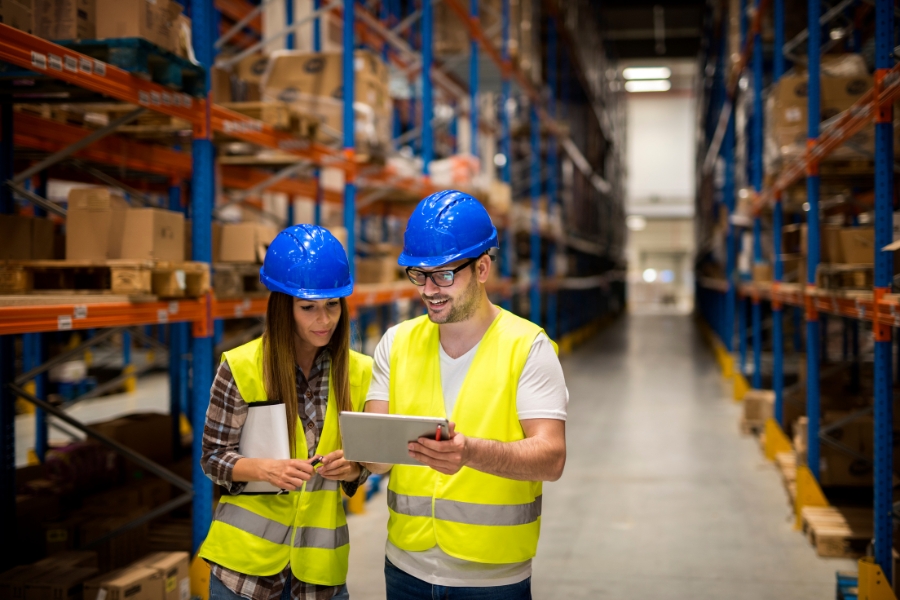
[219,102,319,139]
[213,263,267,299]
[0,260,209,298]
[816,263,874,291]
[801,506,873,558]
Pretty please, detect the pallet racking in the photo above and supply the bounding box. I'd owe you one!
[696,0,898,582]
[0,0,624,570]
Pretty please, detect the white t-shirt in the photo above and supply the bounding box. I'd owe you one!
[365,323,568,587]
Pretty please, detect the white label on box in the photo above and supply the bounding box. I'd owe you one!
[94,60,106,76]
[73,306,87,319]
[48,54,62,71]
[79,57,92,74]
[173,94,182,107]
[64,55,77,73]
[169,301,179,314]
[31,52,47,70]
[162,92,172,106]
[139,90,150,105]
[175,270,186,289]
[57,315,72,331]
[150,91,161,105]
[235,305,245,317]
[179,578,190,600]
[157,309,169,323]
[95,589,107,600]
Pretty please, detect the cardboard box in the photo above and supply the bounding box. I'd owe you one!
[83,566,164,600]
[95,0,166,47]
[0,0,34,34]
[839,227,875,265]
[34,0,95,39]
[66,188,128,260]
[751,263,772,282]
[821,225,843,263]
[0,215,35,260]
[766,72,873,167]
[742,389,774,424]
[91,412,173,466]
[80,515,150,571]
[355,256,399,284]
[262,50,391,151]
[32,217,55,259]
[218,223,277,263]
[120,208,185,262]
[24,567,98,600]
[134,552,190,600]
[211,67,232,103]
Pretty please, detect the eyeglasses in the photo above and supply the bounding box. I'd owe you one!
[406,256,479,287]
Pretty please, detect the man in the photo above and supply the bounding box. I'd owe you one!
[364,190,568,600]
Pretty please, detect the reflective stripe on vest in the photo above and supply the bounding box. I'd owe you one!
[306,474,340,493]
[388,490,542,526]
[214,502,291,546]
[293,525,350,549]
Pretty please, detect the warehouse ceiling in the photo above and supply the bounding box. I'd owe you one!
[599,0,705,60]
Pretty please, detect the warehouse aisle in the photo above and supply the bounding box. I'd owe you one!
[346,314,853,599]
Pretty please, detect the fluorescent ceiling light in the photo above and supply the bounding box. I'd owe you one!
[622,67,672,80]
[625,80,672,93]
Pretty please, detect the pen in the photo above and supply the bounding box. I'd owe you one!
[310,456,322,468]
[435,425,442,442]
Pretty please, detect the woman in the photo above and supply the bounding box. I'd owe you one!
[199,225,372,600]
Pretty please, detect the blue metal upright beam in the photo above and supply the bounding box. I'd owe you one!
[190,0,215,553]
[772,0,786,426]
[499,0,512,311]
[285,0,295,50]
[805,0,822,481]
[529,105,541,326]
[872,0,895,577]
[469,0,478,158]
[751,2,764,390]
[343,0,357,273]
[722,2,737,353]
[545,18,559,341]
[168,183,187,459]
[421,0,433,175]
[313,0,322,227]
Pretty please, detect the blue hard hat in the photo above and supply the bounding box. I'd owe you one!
[398,190,498,268]
[259,225,353,299]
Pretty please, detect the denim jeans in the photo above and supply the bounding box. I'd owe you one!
[210,573,350,600]
[384,558,532,600]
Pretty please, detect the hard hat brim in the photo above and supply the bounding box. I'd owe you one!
[259,268,354,300]
[397,231,499,268]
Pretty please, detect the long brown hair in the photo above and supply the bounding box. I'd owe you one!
[262,292,352,456]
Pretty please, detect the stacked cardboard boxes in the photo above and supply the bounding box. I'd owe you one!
[66,188,185,261]
[0,215,58,260]
[261,50,392,155]
[0,0,34,34]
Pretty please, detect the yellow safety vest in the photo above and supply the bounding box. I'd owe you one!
[199,338,373,586]
[387,309,556,564]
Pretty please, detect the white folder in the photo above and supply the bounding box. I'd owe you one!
[239,402,292,494]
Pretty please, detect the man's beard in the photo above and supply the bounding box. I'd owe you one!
[424,272,480,324]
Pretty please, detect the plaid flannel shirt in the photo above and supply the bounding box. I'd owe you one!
[201,349,367,600]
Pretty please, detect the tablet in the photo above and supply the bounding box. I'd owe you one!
[340,412,450,466]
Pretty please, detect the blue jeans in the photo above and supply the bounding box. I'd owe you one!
[384,558,532,600]
[210,573,350,600]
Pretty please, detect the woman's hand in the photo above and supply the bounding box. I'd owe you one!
[235,458,317,490]
[316,450,361,482]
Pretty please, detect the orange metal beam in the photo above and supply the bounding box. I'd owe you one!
[0,299,207,335]
[10,112,193,178]
[0,24,205,125]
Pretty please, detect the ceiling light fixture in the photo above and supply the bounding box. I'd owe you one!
[624,80,672,93]
[622,67,672,80]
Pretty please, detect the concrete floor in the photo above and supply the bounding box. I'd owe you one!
[346,314,854,599]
